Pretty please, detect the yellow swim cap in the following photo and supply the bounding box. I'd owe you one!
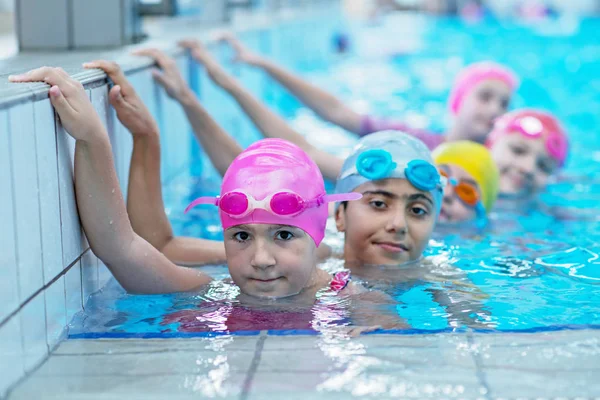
[432,141,499,212]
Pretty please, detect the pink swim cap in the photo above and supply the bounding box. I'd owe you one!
[486,109,569,167]
[186,139,360,246]
[448,61,519,115]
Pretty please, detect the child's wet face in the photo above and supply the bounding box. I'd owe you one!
[335,179,436,266]
[457,79,512,142]
[224,224,317,298]
[438,164,480,223]
[490,133,557,196]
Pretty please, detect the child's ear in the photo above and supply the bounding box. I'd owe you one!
[334,205,346,232]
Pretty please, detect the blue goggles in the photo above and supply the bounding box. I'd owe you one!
[339,149,445,192]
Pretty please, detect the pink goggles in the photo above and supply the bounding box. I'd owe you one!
[505,116,567,166]
[185,190,362,218]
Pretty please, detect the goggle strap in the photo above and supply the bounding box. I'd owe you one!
[184,196,219,214]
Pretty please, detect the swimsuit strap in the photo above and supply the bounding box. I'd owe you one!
[330,270,351,292]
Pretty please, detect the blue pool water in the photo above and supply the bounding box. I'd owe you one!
[71,14,600,337]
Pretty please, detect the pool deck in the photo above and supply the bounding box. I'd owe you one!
[7,329,600,399]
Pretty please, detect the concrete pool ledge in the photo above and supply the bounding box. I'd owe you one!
[7,329,600,399]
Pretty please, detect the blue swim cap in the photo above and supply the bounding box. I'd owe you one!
[335,131,445,214]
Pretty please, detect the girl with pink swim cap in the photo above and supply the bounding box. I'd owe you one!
[486,109,569,197]
[12,66,415,334]
[183,138,362,299]
[212,34,518,149]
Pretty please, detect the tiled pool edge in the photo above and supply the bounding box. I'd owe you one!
[66,324,600,340]
[0,6,343,397]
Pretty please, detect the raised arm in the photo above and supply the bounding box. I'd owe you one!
[219,33,364,135]
[131,48,243,177]
[179,39,344,183]
[9,68,212,293]
[83,60,227,267]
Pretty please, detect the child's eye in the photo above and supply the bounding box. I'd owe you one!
[410,206,428,217]
[233,232,250,242]
[275,230,294,241]
[537,158,555,174]
[478,90,492,102]
[369,200,387,209]
[510,145,527,155]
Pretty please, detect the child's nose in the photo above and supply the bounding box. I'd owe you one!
[250,240,276,269]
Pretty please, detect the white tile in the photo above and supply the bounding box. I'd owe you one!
[81,250,98,306]
[36,349,253,376]
[10,373,245,400]
[55,337,259,355]
[115,116,133,199]
[33,99,64,285]
[474,330,600,371]
[56,336,259,355]
[19,293,49,372]
[64,262,83,324]
[159,55,192,183]
[8,102,44,301]
[97,259,113,290]
[0,109,20,320]
[45,276,67,351]
[56,109,83,266]
[484,368,600,398]
[0,316,24,398]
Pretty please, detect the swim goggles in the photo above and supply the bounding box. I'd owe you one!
[438,168,485,215]
[505,116,567,166]
[185,190,362,218]
[339,149,445,191]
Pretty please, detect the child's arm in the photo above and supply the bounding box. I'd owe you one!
[343,283,410,331]
[9,67,212,293]
[424,266,495,329]
[218,33,364,135]
[179,39,344,183]
[82,60,227,267]
[132,48,243,178]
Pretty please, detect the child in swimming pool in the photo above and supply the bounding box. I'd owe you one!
[80,52,491,328]
[8,68,400,319]
[433,141,499,224]
[486,109,569,198]
[208,33,518,149]
[80,59,232,267]
[174,40,499,226]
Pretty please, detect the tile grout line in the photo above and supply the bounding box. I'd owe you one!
[0,248,90,330]
[3,327,67,400]
[466,330,493,400]
[239,330,268,400]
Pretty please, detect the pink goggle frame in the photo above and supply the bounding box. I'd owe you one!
[185,190,362,218]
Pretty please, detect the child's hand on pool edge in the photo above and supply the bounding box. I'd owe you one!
[9,67,106,142]
[178,38,235,90]
[131,48,195,104]
[216,32,267,67]
[83,60,159,138]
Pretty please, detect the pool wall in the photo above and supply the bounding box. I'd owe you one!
[0,4,341,395]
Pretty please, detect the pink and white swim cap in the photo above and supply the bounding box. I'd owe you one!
[486,109,569,167]
[185,139,360,246]
[449,61,519,115]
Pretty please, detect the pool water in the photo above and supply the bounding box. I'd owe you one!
[70,14,600,337]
